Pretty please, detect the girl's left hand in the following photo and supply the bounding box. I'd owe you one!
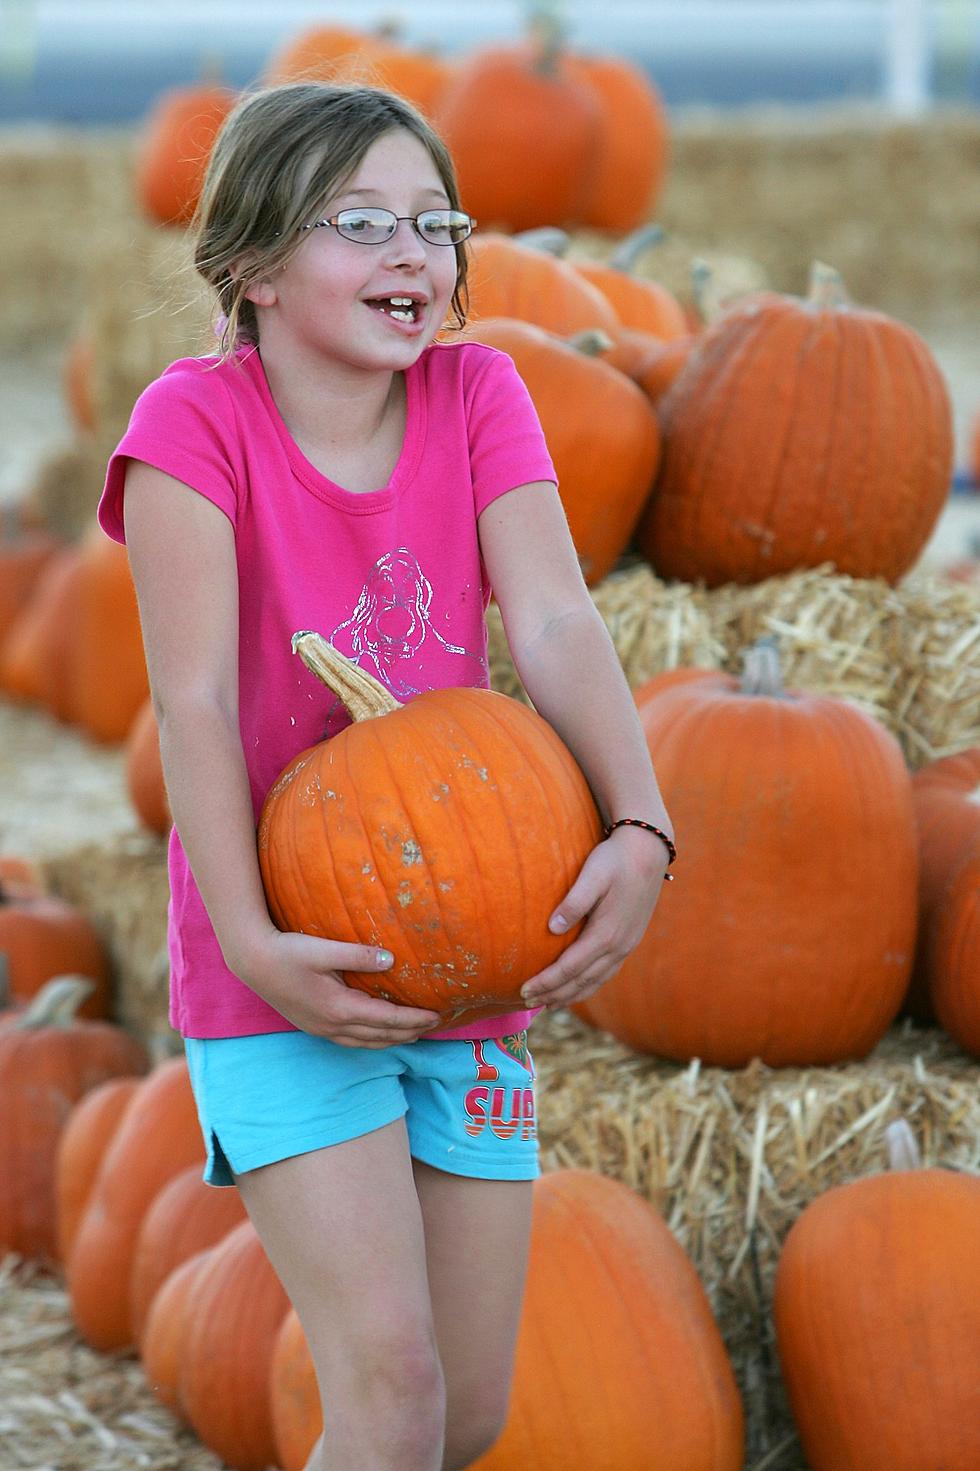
[520,827,670,1010]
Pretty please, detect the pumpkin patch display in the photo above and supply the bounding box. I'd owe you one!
[460,316,661,584]
[774,1123,980,1471]
[575,641,919,1067]
[639,262,954,587]
[0,977,148,1264]
[258,632,602,1029]
[269,1169,744,1471]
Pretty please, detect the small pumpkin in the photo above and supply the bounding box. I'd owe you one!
[460,316,661,584]
[0,977,148,1263]
[125,698,171,836]
[0,512,61,646]
[129,1161,247,1346]
[572,225,688,341]
[463,231,619,338]
[258,633,602,1030]
[0,545,85,720]
[0,881,111,1019]
[270,1169,744,1471]
[639,262,954,587]
[65,524,150,744]
[179,1219,292,1471]
[774,1120,980,1471]
[54,1073,141,1263]
[928,840,980,1056]
[134,83,237,227]
[575,641,919,1067]
[67,1055,206,1350]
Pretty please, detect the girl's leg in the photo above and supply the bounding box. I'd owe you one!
[412,1162,534,1471]
[235,1118,446,1471]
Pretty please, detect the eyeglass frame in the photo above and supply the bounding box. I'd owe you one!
[299,207,477,246]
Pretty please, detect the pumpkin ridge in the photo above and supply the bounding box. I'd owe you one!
[358,715,430,983]
[746,310,815,581]
[896,319,951,559]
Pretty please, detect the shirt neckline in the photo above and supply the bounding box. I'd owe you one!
[240,345,426,513]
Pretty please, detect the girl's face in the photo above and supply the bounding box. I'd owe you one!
[251,129,461,375]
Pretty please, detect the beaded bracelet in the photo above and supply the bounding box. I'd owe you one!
[603,818,676,879]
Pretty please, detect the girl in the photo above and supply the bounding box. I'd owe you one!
[99,83,673,1471]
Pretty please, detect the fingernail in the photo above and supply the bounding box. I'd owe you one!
[549,914,569,934]
[377,949,394,969]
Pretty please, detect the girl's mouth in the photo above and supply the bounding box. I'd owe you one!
[365,296,422,323]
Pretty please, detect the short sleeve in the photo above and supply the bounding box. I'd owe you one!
[464,348,557,518]
[98,359,242,544]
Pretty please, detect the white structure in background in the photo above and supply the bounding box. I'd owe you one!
[884,0,932,113]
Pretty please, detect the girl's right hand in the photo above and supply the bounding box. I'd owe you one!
[231,928,443,1048]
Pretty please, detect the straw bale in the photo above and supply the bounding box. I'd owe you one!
[531,1005,980,1468]
[0,1256,223,1470]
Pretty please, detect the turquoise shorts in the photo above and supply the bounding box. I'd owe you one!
[183,1029,540,1187]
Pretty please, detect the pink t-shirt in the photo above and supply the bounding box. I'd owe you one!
[99,340,557,1041]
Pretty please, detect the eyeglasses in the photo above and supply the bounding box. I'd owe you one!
[301,208,476,246]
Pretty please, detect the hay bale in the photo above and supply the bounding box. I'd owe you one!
[489,560,980,767]
[532,1005,980,1468]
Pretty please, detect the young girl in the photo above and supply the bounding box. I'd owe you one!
[99,82,673,1471]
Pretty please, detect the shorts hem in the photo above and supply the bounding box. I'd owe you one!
[408,1140,540,1182]
[218,1102,408,1179]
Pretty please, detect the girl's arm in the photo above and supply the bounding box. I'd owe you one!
[122,461,440,1046]
[478,481,673,1010]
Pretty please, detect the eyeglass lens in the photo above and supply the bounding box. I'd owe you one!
[332,208,473,244]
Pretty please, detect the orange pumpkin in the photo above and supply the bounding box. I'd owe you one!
[564,54,669,230]
[179,1219,292,1471]
[463,232,619,337]
[129,1161,247,1346]
[65,525,150,743]
[573,225,688,340]
[575,642,919,1067]
[0,516,61,645]
[0,882,111,1019]
[0,545,85,720]
[134,83,237,227]
[774,1123,980,1471]
[928,842,980,1055]
[63,329,96,433]
[265,22,451,117]
[436,31,599,231]
[141,1246,213,1416]
[125,698,171,836]
[906,748,980,1021]
[258,633,601,1030]
[67,1056,206,1350]
[0,978,148,1263]
[270,1170,744,1471]
[54,1073,141,1263]
[602,328,696,405]
[639,263,954,587]
[460,316,661,584]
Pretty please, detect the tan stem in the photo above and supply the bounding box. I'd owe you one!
[292,631,402,722]
[15,975,95,1030]
[609,222,665,274]
[807,260,850,311]
[884,1118,921,1171]
[527,1,565,72]
[739,638,787,698]
[691,258,726,325]
[566,329,615,357]
[513,226,570,256]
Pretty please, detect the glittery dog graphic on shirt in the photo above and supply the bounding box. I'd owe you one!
[464,1034,536,1142]
[329,548,486,709]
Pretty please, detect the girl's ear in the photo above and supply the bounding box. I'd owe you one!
[242,277,277,308]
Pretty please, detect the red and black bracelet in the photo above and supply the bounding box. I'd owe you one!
[603,818,676,879]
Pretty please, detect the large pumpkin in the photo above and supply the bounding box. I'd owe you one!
[0,977,148,1264]
[134,83,236,227]
[928,842,980,1055]
[774,1122,980,1471]
[575,642,918,1067]
[54,1074,141,1263]
[461,316,661,584]
[638,262,954,586]
[65,525,150,744]
[463,232,619,338]
[564,54,669,230]
[258,633,601,1029]
[269,1169,744,1471]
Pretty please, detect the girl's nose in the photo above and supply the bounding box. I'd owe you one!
[384,216,429,264]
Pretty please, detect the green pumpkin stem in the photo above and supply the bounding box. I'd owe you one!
[513,226,570,257]
[15,975,95,1030]
[527,1,564,72]
[566,328,616,358]
[739,637,787,698]
[609,222,665,274]
[292,630,402,722]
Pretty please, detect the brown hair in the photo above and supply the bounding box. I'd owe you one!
[193,82,470,360]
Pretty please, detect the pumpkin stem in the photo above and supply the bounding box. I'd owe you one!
[884,1118,922,1171]
[807,260,851,312]
[565,329,616,358]
[14,975,95,1030]
[513,226,570,256]
[526,0,565,72]
[609,222,665,275]
[691,258,727,325]
[292,631,402,722]
[739,638,787,698]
